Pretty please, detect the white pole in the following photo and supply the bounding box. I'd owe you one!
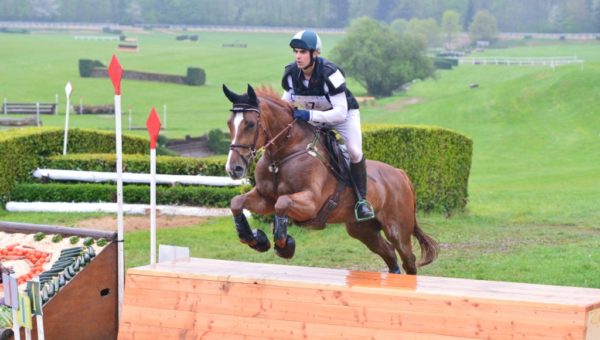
[12,308,20,340]
[108,55,125,320]
[115,93,124,319]
[3,98,6,115]
[79,98,83,115]
[150,147,157,265]
[36,102,40,127]
[128,108,132,130]
[63,81,73,155]
[163,104,167,130]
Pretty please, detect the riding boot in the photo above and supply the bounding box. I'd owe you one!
[350,157,375,221]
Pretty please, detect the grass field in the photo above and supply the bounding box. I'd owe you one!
[1,29,599,288]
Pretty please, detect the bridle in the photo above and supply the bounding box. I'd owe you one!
[228,103,297,168]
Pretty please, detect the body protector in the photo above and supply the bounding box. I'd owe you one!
[282,57,359,116]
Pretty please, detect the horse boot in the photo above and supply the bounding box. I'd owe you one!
[273,215,296,259]
[233,213,271,252]
[350,157,375,221]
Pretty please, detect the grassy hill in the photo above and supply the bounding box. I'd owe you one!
[1,29,598,287]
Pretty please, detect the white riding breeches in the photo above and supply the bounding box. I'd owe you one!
[311,109,363,163]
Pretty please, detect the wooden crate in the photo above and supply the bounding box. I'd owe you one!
[119,258,600,340]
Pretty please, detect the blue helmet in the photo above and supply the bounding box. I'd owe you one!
[290,30,322,52]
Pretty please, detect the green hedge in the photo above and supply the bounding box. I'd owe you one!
[185,67,206,86]
[0,128,148,205]
[79,59,105,77]
[42,153,228,176]
[363,124,472,213]
[13,183,239,208]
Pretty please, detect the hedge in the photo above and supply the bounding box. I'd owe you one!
[13,183,239,208]
[0,128,148,205]
[363,124,472,213]
[42,153,228,176]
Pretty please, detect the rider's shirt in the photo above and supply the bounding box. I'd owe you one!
[281,57,359,126]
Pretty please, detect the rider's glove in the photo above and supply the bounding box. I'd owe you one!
[293,109,311,122]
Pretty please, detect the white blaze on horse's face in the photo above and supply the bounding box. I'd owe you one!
[226,112,244,176]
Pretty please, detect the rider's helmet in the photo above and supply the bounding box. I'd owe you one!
[289,30,322,52]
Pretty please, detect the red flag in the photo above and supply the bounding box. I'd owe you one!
[146,107,162,149]
[108,55,123,95]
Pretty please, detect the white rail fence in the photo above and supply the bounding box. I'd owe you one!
[459,56,584,69]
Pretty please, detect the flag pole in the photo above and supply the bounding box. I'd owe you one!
[63,81,73,155]
[108,55,125,319]
[146,107,161,265]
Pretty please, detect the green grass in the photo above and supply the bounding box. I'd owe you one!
[1,30,599,288]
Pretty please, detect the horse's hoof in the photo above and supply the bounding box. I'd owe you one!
[389,266,401,274]
[250,229,271,252]
[274,235,295,259]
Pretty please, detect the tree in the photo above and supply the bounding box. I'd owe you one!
[463,0,475,31]
[469,10,498,42]
[330,17,434,97]
[441,10,461,46]
[405,17,440,47]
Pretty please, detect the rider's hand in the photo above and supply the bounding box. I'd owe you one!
[293,109,311,122]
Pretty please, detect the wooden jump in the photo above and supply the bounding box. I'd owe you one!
[119,258,600,339]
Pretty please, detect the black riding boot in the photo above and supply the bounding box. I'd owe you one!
[350,157,375,221]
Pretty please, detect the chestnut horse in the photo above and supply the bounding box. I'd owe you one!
[223,84,438,274]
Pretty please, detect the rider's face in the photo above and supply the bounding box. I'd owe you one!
[293,48,312,69]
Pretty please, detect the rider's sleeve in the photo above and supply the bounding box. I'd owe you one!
[308,90,348,124]
[281,89,293,102]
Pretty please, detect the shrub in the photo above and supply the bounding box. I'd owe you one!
[79,59,105,77]
[363,124,472,213]
[13,183,239,208]
[42,153,228,176]
[186,67,206,86]
[207,129,230,154]
[0,128,147,206]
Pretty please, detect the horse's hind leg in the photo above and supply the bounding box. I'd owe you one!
[345,220,401,274]
[382,223,417,275]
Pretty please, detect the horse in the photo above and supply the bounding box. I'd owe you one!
[223,84,438,274]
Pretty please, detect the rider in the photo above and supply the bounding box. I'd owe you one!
[281,30,375,221]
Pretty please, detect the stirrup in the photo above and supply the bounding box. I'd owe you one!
[354,199,375,221]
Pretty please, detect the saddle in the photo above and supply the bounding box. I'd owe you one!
[295,127,353,227]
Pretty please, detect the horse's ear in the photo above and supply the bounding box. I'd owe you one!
[222,84,239,104]
[247,84,259,107]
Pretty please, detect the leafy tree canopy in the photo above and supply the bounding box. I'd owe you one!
[330,17,434,97]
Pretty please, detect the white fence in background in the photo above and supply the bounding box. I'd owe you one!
[32,168,247,186]
[459,56,584,69]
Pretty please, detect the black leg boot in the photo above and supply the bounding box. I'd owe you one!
[350,157,375,221]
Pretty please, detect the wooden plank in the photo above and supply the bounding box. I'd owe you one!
[120,258,600,340]
[122,279,587,339]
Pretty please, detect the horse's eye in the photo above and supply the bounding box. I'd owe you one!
[246,121,255,129]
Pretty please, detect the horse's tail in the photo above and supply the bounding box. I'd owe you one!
[413,221,439,267]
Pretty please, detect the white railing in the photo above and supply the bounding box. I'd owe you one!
[32,168,247,186]
[459,56,584,68]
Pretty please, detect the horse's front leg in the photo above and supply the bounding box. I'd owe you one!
[231,187,275,252]
[273,190,317,259]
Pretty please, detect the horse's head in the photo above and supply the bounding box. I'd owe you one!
[223,84,263,179]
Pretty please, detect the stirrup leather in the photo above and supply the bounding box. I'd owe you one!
[354,199,375,221]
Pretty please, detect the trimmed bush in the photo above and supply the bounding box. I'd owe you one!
[42,153,228,176]
[186,67,206,86]
[13,183,240,208]
[363,124,472,213]
[79,59,105,77]
[207,129,229,154]
[0,128,147,205]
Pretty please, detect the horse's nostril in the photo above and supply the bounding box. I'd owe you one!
[235,166,244,174]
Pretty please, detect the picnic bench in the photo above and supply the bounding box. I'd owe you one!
[2,102,57,115]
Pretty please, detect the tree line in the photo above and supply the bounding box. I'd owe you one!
[1,0,599,33]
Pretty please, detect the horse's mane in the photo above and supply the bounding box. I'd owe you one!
[254,86,294,114]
